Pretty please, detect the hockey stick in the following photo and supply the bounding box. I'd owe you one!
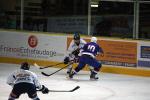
[37,86,80,92]
[41,62,73,77]
[49,86,80,92]
[34,62,64,69]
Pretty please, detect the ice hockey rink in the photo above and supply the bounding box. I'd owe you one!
[0,63,150,100]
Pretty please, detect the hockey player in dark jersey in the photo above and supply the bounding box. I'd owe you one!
[68,37,104,80]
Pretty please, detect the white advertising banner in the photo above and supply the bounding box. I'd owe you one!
[138,41,150,67]
[0,31,66,61]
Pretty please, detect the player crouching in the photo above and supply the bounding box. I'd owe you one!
[7,62,49,100]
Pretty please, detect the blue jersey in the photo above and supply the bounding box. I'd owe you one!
[82,42,103,58]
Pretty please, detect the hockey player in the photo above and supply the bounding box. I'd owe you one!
[69,37,104,80]
[7,62,49,100]
[64,33,87,74]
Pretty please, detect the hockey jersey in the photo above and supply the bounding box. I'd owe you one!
[67,38,86,58]
[7,69,42,89]
[81,42,103,58]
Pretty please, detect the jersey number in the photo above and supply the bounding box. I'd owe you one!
[88,45,95,52]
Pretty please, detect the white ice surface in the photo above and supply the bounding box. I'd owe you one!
[0,63,150,100]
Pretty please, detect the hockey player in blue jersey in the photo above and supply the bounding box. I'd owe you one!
[68,37,104,80]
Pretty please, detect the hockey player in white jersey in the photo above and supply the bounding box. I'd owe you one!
[7,62,49,100]
[64,33,87,74]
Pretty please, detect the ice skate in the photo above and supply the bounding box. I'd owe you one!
[67,67,72,74]
[68,70,76,79]
[90,71,99,80]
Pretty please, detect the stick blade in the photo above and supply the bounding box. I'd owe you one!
[41,72,50,76]
[34,63,44,69]
[70,86,80,92]
[34,63,40,68]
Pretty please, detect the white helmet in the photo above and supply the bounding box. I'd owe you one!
[91,37,97,43]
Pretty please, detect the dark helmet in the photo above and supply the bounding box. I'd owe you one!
[73,33,80,40]
[21,62,30,70]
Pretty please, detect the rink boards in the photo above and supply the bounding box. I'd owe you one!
[1,55,150,77]
[0,30,150,77]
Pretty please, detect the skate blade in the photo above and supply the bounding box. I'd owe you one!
[90,78,98,81]
[66,76,73,79]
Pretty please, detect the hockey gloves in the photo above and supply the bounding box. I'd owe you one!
[72,48,80,56]
[64,57,70,64]
[74,57,79,63]
[41,85,49,94]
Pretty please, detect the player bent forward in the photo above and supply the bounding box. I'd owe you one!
[68,37,104,80]
[7,62,49,100]
[64,33,87,74]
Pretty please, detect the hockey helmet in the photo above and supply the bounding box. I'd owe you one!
[21,62,30,70]
[91,37,97,43]
[73,33,80,40]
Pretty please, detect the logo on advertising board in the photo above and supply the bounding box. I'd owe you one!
[141,46,150,59]
[28,35,38,48]
[138,42,150,67]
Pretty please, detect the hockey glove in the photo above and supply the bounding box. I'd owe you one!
[64,57,70,64]
[74,57,79,63]
[41,85,49,94]
[72,48,80,56]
